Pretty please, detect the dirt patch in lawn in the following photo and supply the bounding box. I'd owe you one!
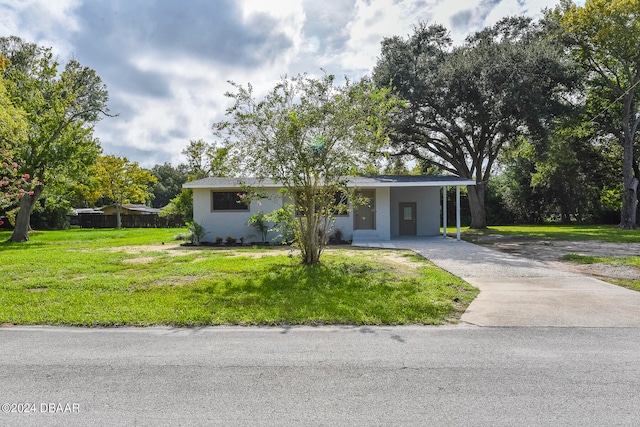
[471,234,640,280]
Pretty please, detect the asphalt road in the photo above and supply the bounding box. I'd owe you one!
[1,325,640,426]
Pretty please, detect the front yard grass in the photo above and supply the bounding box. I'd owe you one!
[461,225,640,292]
[0,229,477,326]
[461,224,640,243]
[561,254,640,292]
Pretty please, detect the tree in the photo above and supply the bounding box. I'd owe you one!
[214,73,397,264]
[0,70,26,146]
[559,0,640,228]
[161,140,231,221]
[0,150,34,213]
[0,67,33,213]
[150,162,188,208]
[90,155,157,229]
[373,17,577,228]
[182,139,232,178]
[0,36,108,241]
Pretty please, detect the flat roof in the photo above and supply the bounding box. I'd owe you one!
[183,175,475,189]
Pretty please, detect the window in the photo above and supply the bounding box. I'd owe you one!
[211,191,249,211]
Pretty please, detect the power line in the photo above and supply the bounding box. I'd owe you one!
[590,77,640,124]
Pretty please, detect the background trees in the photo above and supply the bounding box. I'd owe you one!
[0,36,108,241]
[89,155,157,229]
[215,73,397,264]
[373,17,577,228]
[559,0,640,229]
[150,163,189,208]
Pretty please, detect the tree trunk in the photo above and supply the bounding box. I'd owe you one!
[9,185,44,242]
[467,182,487,229]
[620,138,638,229]
[115,204,122,229]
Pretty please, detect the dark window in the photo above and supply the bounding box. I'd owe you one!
[212,191,249,211]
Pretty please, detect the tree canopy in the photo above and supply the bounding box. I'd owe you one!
[373,17,577,228]
[89,155,157,229]
[0,36,109,241]
[558,0,640,228]
[214,73,397,264]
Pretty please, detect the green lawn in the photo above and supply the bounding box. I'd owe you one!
[562,253,640,292]
[0,229,477,326]
[461,224,640,243]
[460,224,640,292]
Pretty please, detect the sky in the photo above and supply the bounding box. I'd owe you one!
[0,0,583,168]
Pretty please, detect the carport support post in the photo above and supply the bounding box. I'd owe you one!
[442,186,447,238]
[456,185,461,241]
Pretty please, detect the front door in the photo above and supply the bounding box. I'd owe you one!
[354,190,375,230]
[399,202,417,236]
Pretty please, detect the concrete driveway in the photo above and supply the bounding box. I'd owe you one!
[355,237,640,327]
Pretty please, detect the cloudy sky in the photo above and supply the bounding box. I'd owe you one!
[1,0,582,168]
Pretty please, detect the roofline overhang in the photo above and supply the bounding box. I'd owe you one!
[183,177,476,189]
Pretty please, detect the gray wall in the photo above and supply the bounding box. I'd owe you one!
[390,187,441,237]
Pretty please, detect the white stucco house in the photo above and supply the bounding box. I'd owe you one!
[183,175,475,244]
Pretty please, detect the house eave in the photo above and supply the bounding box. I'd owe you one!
[183,176,476,189]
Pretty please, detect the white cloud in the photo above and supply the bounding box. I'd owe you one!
[1,0,573,168]
[0,0,81,58]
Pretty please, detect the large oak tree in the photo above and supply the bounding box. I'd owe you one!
[373,17,577,228]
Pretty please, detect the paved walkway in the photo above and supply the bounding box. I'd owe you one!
[354,237,640,327]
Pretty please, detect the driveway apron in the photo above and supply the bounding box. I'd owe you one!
[354,237,640,327]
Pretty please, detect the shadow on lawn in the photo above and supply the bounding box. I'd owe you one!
[0,241,48,251]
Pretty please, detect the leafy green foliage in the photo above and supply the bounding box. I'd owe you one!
[0,36,108,241]
[0,72,26,146]
[160,189,193,222]
[182,139,232,179]
[184,220,207,245]
[89,155,157,228]
[248,211,270,243]
[30,195,72,230]
[373,17,578,228]
[215,73,398,264]
[558,0,640,228]
[150,163,188,208]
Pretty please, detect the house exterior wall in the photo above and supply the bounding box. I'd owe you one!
[192,188,284,243]
[192,185,442,243]
[348,187,391,242]
[390,187,440,237]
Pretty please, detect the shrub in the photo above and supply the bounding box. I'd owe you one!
[185,221,206,245]
[31,196,72,230]
[248,211,270,243]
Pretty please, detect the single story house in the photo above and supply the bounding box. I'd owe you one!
[183,175,475,244]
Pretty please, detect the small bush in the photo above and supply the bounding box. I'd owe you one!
[174,232,191,242]
[328,228,344,244]
[185,221,207,245]
[225,236,236,245]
